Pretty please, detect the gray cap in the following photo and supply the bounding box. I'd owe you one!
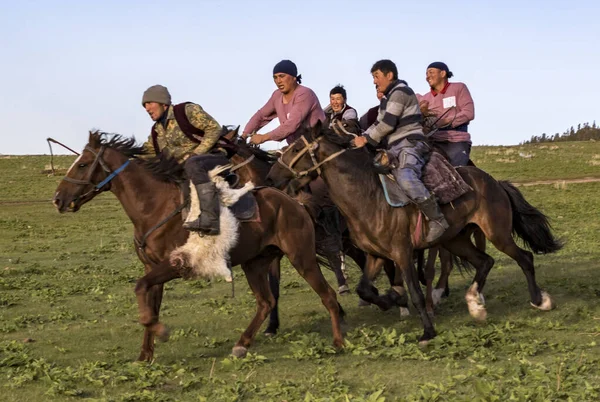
[141,85,171,106]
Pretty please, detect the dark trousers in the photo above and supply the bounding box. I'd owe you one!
[433,141,471,167]
[184,153,230,185]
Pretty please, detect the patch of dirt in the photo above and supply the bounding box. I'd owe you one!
[513,177,600,187]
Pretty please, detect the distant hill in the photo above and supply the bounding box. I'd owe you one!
[522,121,600,144]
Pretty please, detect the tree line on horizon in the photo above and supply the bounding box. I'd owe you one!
[522,121,600,144]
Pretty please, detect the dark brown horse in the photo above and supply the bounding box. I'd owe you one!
[52,131,344,361]
[267,122,563,343]
[223,127,409,320]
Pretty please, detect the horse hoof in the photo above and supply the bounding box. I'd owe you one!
[418,339,430,348]
[531,290,555,311]
[152,323,170,342]
[357,298,371,307]
[338,285,350,295]
[432,289,445,306]
[465,283,487,321]
[264,330,277,337]
[333,339,345,350]
[231,346,248,358]
[399,307,410,318]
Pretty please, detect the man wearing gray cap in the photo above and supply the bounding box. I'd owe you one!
[141,84,227,235]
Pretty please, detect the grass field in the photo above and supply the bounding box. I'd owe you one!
[1,141,599,401]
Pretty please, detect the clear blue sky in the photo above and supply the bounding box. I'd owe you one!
[1,0,598,154]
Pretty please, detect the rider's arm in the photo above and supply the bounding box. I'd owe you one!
[450,83,474,127]
[363,90,409,146]
[243,92,278,136]
[186,103,222,155]
[264,89,319,142]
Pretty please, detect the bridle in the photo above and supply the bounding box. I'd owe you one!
[62,145,130,200]
[276,121,356,179]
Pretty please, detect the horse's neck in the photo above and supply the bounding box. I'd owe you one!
[319,149,383,221]
[231,154,270,186]
[111,163,181,232]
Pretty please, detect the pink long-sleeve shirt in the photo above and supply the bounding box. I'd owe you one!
[243,85,326,144]
[417,82,474,143]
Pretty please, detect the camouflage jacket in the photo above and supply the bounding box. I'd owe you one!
[142,103,222,162]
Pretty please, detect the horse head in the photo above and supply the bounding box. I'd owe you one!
[52,131,140,213]
[266,120,359,193]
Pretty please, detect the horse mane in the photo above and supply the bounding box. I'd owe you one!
[89,131,185,184]
[299,125,384,200]
[235,140,279,165]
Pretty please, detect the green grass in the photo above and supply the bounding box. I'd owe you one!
[471,140,600,182]
[1,145,599,401]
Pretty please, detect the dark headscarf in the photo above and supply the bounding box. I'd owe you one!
[273,60,302,83]
[427,61,454,78]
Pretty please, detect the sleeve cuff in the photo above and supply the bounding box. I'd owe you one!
[366,135,379,147]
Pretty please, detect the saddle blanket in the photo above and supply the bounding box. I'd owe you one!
[171,166,258,281]
[380,151,473,207]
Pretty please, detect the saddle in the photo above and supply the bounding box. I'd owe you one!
[180,175,259,223]
[378,151,473,207]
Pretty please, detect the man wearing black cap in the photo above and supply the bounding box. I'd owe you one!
[417,62,475,167]
[242,59,325,145]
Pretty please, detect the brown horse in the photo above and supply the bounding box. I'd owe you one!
[52,131,344,361]
[223,127,409,317]
[267,122,563,343]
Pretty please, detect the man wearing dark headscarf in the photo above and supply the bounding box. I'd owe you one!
[417,61,475,166]
[242,60,325,145]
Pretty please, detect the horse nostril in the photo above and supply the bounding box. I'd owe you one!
[52,197,62,210]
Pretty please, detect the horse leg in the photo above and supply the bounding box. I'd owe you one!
[233,254,278,358]
[433,247,454,304]
[442,234,495,321]
[286,250,344,349]
[264,256,283,336]
[421,247,437,315]
[382,258,410,318]
[490,235,551,310]
[343,239,374,306]
[134,262,181,361]
[326,251,349,294]
[416,249,426,286]
[474,227,487,252]
[356,255,405,311]
[394,249,436,344]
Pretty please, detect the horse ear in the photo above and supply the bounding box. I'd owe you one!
[88,130,99,146]
[233,126,240,137]
[312,120,324,138]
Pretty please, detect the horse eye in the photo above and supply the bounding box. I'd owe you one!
[78,163,87,168]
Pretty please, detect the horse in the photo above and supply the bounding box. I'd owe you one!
[266,122,563,343]
[223,127,410,319]
[52,131,344,361]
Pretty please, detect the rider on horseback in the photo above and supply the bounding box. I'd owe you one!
[352,59,449,244]
[141,84,228,235]
[324,85,358,128]
[242,59,325,145]
[417,62,475,167]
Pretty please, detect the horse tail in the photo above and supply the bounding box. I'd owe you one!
[499,181,563,254]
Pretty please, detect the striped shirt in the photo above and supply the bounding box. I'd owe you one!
[365,80,424,147]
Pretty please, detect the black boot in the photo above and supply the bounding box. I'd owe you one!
[417,196,449,244]
[183,182,220,235]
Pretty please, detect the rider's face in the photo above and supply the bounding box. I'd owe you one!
[144,102,168,121]
[372,70,395,94]
[329,94,345,113]
[426,68,446,89]
[273,73,297,95]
